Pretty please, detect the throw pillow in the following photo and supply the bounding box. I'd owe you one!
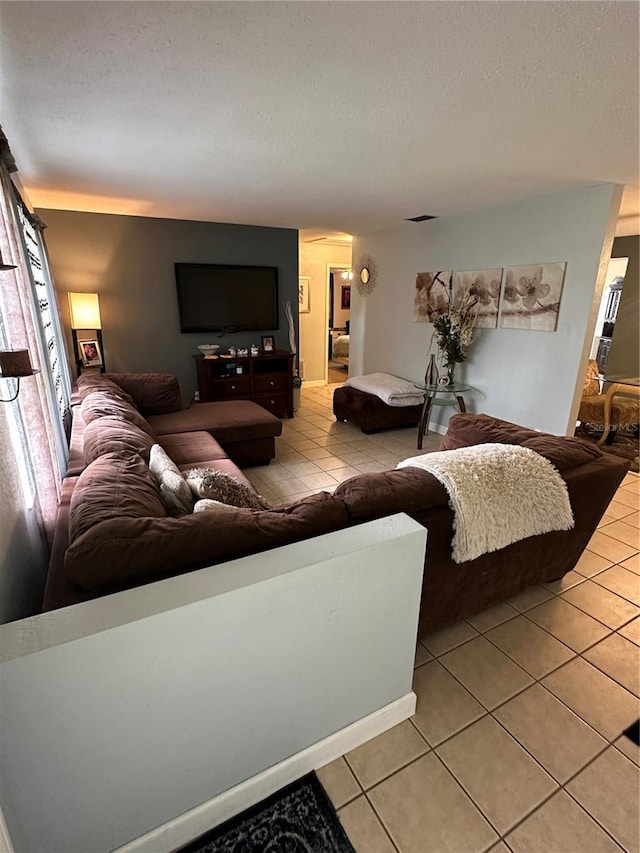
[149,443,181,478]
[193,498,239,513]
[184,467,271,510]
[160,469,194,517]
[149,444,194,516]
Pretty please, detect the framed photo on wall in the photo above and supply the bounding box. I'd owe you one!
[79,339,103,368]
[299,276,310,313]
[261,335,275,353]
[341,285,351,309]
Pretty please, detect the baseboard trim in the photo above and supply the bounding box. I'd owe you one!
[115,692,416,853]
[427,420,448,436]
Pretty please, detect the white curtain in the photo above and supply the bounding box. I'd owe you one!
[0,164,66,543]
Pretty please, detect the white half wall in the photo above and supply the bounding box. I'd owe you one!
[0,514,426,853]
[350,184,622,434]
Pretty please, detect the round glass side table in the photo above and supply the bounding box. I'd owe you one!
[417,383,471,450]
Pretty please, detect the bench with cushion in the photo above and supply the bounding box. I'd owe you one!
[333,384,423,434]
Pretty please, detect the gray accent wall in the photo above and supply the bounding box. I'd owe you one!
[37,209,299,401]
[607,235,639,379]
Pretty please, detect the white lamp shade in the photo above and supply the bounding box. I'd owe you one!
[68,292,102,330]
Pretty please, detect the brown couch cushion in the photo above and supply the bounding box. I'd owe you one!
[158,431,228,466]
[69,451,166,543]
[107,373,183,415]
[440,413,541,450]
[440,413,602,472]
[147,401,282,440]
[76,372,134,404]
[83,416,155,464]
[520,435,602,472]
[65,491,349,590]
[80,391,154,435]
[335,468,449,522]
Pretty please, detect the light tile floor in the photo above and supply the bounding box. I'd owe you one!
[250,383,640,853]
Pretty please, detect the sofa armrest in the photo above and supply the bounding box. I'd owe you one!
[107,373,183,415]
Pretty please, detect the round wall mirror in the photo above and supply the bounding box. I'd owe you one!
[355,255,377,296]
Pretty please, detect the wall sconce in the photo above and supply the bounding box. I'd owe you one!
[0,249,17,271]
[0,349,39,402]
[68,292,105,373]
[341,270,353,280]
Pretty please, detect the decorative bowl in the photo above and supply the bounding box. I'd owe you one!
[197,344,220,355]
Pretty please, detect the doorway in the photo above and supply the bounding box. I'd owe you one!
[589,257,629,374]
[327,266,351,384]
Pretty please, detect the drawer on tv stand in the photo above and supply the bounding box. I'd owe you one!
[210,376,252,397]
[255,392,289,416]
[253,373,288,394]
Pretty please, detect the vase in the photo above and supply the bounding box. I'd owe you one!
[447,365,456,386]
[425,354,439,386]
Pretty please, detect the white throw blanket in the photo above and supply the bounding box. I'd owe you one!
[397,443,574,563]
[345,373,425,407]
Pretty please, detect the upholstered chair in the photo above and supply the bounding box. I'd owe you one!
[578,359,640,444]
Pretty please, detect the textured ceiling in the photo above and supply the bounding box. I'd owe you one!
[1,1,638,235]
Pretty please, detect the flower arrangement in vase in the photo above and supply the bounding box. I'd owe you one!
[432,277,479,385]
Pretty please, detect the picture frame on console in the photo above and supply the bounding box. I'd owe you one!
[79,339,103,368]
[261,335,275,353]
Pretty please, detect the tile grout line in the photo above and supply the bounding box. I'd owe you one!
[360,789,402,853]
[422,611,637,737]
[413,620,635,772]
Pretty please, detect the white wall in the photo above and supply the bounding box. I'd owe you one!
[299,242,352,383]
[0,515,426,853]
[350,184,621,435]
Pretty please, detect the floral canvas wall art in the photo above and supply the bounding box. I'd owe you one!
[414,270,451,322]
[499,263,566,331]
[453,269,503,329]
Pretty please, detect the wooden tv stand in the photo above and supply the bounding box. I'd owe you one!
[194,351,294,418]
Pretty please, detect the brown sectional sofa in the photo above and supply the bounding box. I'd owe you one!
[43,372,629,636]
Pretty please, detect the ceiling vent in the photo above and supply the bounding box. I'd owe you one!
[406,214,437,222]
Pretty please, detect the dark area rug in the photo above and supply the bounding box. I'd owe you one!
[178,773,355,853]
[575,426,639,474]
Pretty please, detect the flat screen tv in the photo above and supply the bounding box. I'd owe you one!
[175,263,279,333]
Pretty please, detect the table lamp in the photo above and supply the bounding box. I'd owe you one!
[68,292,105,373]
